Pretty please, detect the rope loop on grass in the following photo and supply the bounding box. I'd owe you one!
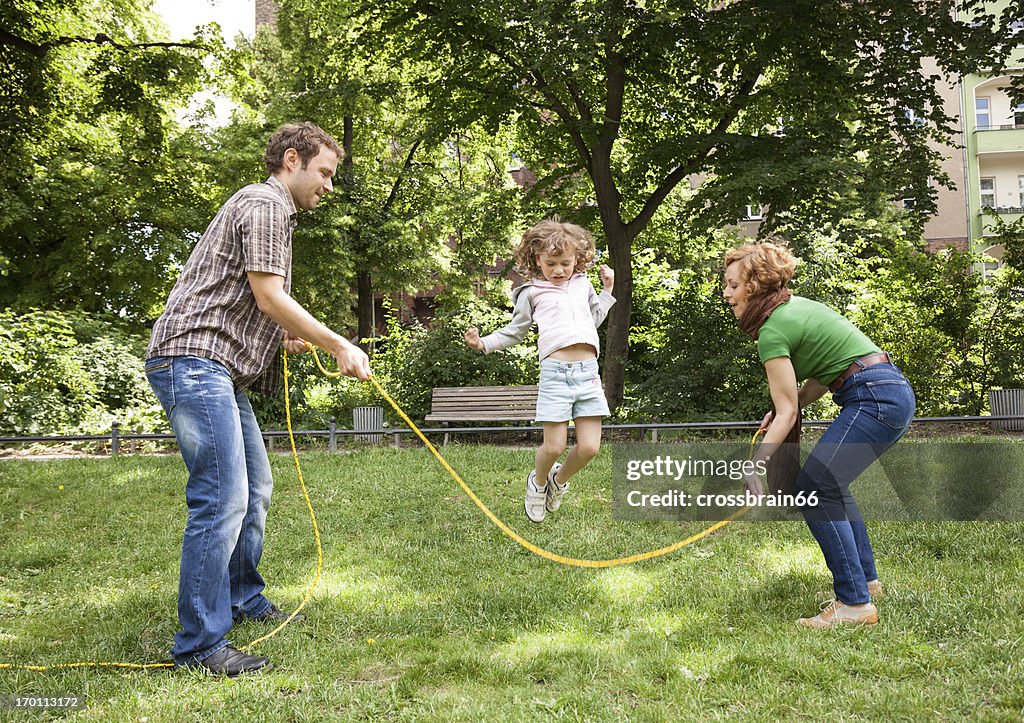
[302,343,755,569]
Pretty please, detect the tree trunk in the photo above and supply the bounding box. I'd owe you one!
[602,221,633,412]
[356,269,373,350]
[343,116,375,350]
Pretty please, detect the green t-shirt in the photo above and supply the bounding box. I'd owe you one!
[756,296,881,385]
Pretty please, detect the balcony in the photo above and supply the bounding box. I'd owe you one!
[980,207,1024,236]
[975,125,1024,154]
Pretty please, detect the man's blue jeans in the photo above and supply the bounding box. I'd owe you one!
[796,363,916,606]
[145,355,275,665]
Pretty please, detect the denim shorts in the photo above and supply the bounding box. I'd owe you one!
[535,357,610,422]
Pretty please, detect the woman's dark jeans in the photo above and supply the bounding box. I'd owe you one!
[796,362,916,605]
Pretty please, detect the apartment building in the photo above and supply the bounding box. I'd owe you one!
[963,66,1024,271]
[926,2,1023,273]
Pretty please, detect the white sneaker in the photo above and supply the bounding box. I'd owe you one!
[545,463,568,513]
[524,471,547,523]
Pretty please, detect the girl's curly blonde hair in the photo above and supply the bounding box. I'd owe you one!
[722,242,797,298]
[513,217,596,279]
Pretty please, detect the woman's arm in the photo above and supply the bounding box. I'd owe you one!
[758,378,829,429]
[745,356,800,494]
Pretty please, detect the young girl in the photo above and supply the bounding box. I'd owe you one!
[465,218,615,523]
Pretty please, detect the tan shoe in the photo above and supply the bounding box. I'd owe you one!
[797,599,879,628]
[867,579,884,599]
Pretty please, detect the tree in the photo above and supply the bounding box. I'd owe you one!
[0,0,224,320]
[347,0,1022,410]
[218,15,523,348]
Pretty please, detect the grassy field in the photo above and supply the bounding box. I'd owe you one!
[1,446,1023,721]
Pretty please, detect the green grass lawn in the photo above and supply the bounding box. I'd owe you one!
[1,446,1023,721]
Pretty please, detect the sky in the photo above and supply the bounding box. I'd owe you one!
[151,0,254,43]
[150,0,254,122]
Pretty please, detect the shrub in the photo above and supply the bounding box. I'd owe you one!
[0,310,162,435]
[369,290,539,421]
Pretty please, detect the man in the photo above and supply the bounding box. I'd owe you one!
[145,122,369,676]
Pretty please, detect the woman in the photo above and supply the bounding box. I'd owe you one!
[723,243,915,628]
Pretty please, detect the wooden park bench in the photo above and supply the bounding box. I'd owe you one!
[424,385,539,444]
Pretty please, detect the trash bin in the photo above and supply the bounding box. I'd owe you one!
[353,406,385,443]
[988,389,1024,431]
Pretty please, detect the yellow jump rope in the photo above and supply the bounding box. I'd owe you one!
[0,346,757,672]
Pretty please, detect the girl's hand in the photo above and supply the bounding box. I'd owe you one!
[599,264,614,292]
[464,327,484,352]
[283,333,309,354]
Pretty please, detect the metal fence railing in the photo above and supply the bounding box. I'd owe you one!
[1,415,1023,457]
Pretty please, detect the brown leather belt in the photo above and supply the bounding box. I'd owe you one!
[828,352,891,392]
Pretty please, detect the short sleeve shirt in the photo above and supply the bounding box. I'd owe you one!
[146,176,297,395]
[756,296,880,385]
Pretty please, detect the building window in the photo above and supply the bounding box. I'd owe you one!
[743,205,763,221]
[1019,175,1024,207]
[903,108,925,126]
[1016,103,1024,129]
[976,97,991,129]
[980,177,996,208]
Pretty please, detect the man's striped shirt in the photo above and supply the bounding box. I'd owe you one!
[147,176,297,395]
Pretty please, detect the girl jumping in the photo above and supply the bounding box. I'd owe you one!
[464,218,615,523]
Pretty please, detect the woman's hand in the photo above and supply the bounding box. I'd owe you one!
[744,468,765,497]
[759,409,774,431]
[464,327,484,352]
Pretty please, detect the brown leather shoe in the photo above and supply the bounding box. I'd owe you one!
[797,599,879,628]
[867,579,884,599]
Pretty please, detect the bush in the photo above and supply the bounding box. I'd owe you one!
[369,290,539,421]
[625,247,771,423]
[0,310,162,435]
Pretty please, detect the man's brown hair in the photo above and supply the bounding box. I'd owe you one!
[264,122,343,175]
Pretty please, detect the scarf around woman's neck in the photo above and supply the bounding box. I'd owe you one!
[738,288,792,339]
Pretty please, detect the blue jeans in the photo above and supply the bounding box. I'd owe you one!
[796,363,916,605]
[145,355,275,665]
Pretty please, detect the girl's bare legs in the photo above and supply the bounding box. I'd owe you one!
[535,422,569,485]
[554,416,602,484]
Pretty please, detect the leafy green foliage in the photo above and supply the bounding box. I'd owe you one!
[625,244,770,423]
[0,310,161,435]
[852,247,1024,416]
[0,0,224,321]
[369,291,539,421]
[341,0,1023,408]
[0,310,97,435]
[217,19,524,340]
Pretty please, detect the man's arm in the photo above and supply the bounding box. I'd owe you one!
[248,271,370,380]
